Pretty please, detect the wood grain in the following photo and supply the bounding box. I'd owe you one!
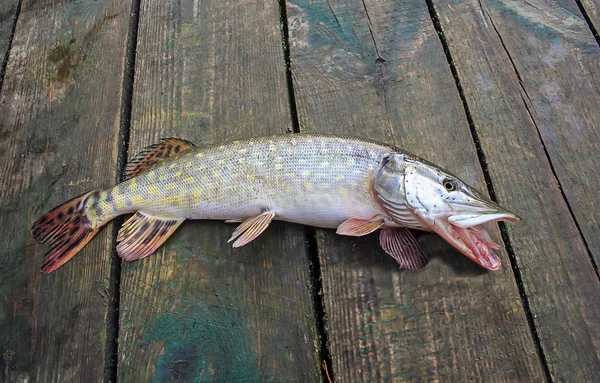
[287,0,545,380]
[579,0,600,35]
[432,0,600,379]
[117,0,320,381]
[0,0,131,381]
[0,0,19,73]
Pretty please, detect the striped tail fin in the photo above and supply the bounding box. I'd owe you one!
[31,191,100,273]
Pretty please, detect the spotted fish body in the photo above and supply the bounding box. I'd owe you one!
[32,134,519,273]
[93,135,410,228]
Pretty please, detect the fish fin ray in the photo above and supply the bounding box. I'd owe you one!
[336,217,384,236]
[380,228,428,269]
[32,191,101,273]
[123,138,196,181]
[228,211,275,248]
[117,212,184,261]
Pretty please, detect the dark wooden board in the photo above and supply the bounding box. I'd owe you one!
[117,0,320,381]
[0,0,131,381]
[0,0,19,75]
[432,0,600,379]
[287,0,545,380]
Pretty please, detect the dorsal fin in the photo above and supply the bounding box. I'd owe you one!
[123,138,195,181]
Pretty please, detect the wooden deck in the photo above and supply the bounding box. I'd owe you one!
[1,0,599,381]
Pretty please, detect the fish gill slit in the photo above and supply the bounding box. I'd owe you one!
[0,0,22,94]
[425,1,553,381]
[305,227,335,382]
[104,0,141,381]
[277,0,300,133]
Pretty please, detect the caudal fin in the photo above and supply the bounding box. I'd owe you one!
[31,191,100,273]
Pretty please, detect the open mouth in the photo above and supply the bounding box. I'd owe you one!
[448,224,503,270]
[428,213,518,270]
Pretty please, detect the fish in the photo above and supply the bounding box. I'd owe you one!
[31,134,519,273]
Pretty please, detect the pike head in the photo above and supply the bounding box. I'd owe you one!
[372,153,519,270]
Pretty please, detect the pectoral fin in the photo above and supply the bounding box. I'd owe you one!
[380,228,428,269]
[228,211,275,248]
[336,217,384,236]
[117,212,184,261]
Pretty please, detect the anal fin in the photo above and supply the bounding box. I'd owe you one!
[117,212,184,261]
[380,228,428,270]
[123,138,195,181]
[228,211,275,248]
[336,217,384,236]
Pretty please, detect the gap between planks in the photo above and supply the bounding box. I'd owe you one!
[278,0,335,380]
[425,1,553,382]
[104,0,142,381]
[575,0,600,46]
[0,0,22,93]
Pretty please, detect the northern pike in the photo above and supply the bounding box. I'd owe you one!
[32,134,519,273]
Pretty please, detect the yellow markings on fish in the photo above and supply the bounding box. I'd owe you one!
[196,153,204,158]
[166,183,177,190]
[275,163,283,170]
[212,169,221,177]
[162,196,183,204]
[305,183,313,191]
[301,170,310,177]
[238,148,248,154]
[132,195,143,204]
[169,163,178,169]
[147,171,156,179]
[335,174,344,181]
[115,196,127,209]
[185,177,195,184]
[129,179,138,191]
[175,171,183,177]
[237,157,246,164]
[149,185,160,195]
[217,159,225,165]
[193,190,201,201]
[218,145,225,150]
[247,173,256,181]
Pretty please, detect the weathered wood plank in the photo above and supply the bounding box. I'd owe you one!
[288,0,545,380]
[432,0,600,379]
[117,0,320,381]
[0,0,19,75]
[0,0,131,381]
[579,0,600,36]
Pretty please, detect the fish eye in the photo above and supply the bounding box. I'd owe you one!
[442,178,458,192]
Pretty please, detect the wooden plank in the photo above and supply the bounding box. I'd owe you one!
[0,0,131,381]
[431,0,600,379]
[287,0,545,380]
[0,0,19,73]
[579,0,600,36]
[117,0,321,381]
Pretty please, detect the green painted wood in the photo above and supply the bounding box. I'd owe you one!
[287,0,545,381]
[117,0,320,381]
[0,0,131,381]
[0,0,19,75]
[431,0,600,379]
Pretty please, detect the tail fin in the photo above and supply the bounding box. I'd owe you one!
[31,191,100,273]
